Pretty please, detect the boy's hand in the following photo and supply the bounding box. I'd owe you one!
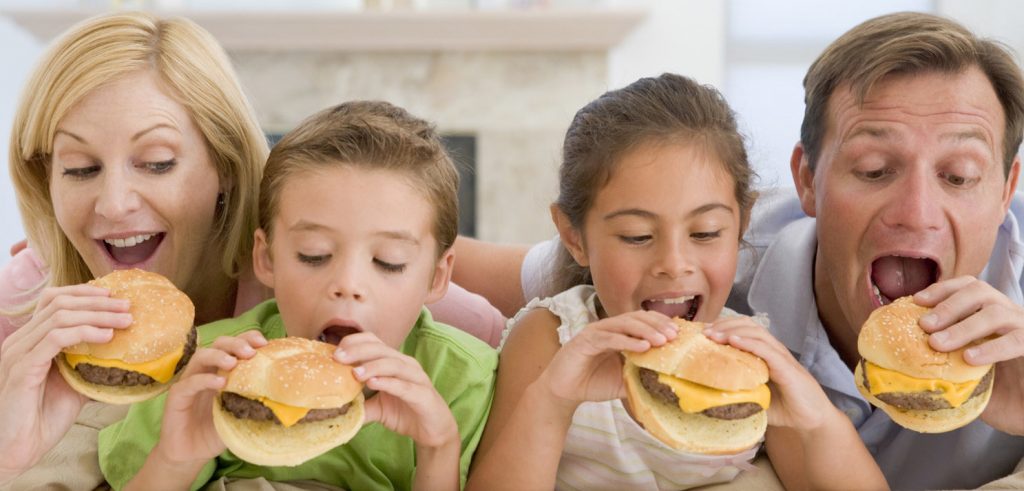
[155,330,267,465]
[335,332,458,449]
[541,311,677,407]
[704,316,834,431]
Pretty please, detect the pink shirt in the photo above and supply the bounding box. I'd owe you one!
[0,247,504,348]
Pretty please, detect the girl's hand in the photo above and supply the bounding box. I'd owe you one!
[541,311,678,407]
[704,316,834,431]
[155,330,266,465]
[0,284,132,480]
[336,332,458,449]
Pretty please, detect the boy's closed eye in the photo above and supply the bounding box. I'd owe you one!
[297,252,330,266]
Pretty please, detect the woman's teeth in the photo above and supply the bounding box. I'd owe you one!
[104,233,156,248]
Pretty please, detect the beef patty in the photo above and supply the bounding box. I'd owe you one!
[72,325,198,386]
[861,360,995,411]
[220,392,351,425]
[638,367,763,420]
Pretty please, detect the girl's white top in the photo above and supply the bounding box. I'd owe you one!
[502,284,762,491]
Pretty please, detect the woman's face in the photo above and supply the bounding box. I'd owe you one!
[49,70,222,291]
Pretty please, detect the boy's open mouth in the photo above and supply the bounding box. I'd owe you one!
[869,255,939,306]
[317,324,363,345]
[641,295,701,321]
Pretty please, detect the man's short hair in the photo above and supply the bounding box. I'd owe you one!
[801,12,1024,175]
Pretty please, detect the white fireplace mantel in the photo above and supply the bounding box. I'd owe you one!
[3,8,647,52]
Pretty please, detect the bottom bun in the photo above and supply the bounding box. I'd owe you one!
[213,391,365,467]
[56,354,172,405]
[854,362,992,434]
[623,361,766,455]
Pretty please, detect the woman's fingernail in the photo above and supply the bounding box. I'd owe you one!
[965,347,980,360]
[334,349,347,362]
[921,313,938,328]
[353,366,365,378]
[931,331,947,344]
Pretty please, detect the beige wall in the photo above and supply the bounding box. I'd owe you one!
[232,50,608,244]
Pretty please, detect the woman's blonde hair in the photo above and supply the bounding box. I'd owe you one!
[8,11,268,303]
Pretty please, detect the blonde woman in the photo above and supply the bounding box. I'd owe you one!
[0,12,501,488]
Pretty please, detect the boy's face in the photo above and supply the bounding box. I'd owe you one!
[253,165,453,349]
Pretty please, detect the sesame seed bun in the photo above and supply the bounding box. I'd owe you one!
[57,269,195,404]
[622,318,769,454]
[855,296,994,433]
[213,337,365,466]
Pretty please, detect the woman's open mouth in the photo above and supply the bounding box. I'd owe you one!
[100,233,165,266]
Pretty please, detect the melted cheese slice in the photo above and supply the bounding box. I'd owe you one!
[260,398,310,428]
[657,373,770,414]
[863,361,980,409]
[64,344,184,384]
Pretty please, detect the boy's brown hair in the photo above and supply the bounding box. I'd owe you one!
[259,101,459,256]
[801,12,1024,175]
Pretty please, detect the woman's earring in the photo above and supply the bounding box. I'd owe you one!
[216,192,226,209]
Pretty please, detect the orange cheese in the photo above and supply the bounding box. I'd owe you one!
[657,373,771,414]
[863,361,979,409]
[64,344,184,384]
[260,398,310,428]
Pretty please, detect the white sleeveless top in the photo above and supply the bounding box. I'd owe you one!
[503,285,761,491]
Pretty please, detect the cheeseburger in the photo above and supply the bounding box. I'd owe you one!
[622,318,770,454]
[213,337,365,467]
[855,296,994,433]
[57,269,197,405]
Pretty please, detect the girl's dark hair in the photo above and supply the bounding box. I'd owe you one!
[548,73,757,297]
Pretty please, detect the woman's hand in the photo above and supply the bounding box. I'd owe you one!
[540,311,677,408]
[0,284,132,482]
[153,331,266,465]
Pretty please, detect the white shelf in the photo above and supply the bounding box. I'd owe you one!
[3,8,647,51]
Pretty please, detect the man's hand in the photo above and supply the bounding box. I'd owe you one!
[915,276,1024,435]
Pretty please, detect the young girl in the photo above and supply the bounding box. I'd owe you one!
[466,74,887,490]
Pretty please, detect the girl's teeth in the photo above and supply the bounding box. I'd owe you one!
[105,233,155,248]
[662,295,695,304]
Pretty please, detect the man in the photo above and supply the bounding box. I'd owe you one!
[455,12,1024,490]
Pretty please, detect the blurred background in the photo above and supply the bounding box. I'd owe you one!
[1,0,1022,269]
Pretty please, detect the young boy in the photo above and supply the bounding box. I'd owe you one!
[97,101,498,490]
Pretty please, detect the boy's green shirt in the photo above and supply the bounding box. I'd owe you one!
[98,300,498,490]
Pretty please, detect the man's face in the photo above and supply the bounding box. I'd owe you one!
[796,67,1020,340]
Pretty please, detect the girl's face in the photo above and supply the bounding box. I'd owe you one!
[49,70,222,292]
[557,141,742,322]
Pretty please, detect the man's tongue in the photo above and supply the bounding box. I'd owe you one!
[108,237,160,265]
[871,256,936,300]
[641,299,695,320]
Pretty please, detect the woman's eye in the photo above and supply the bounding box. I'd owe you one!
[142,159,176,174]
[297,253,330,266]
[618,235,652,245]
[62,165,100,180]
[374,258,406,273]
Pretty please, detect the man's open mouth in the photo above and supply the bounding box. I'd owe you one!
[100,233,164,266]
[641,295,701,321]
[869,256,940,306]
